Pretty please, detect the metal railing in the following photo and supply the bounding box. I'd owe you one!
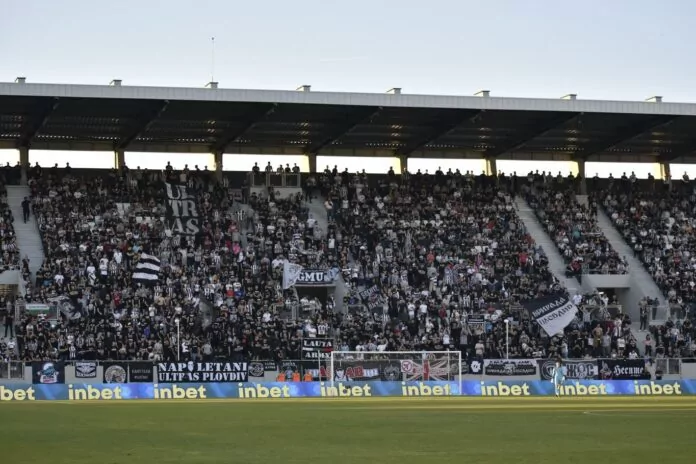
[0,362,26,380]
[248,172,302,188]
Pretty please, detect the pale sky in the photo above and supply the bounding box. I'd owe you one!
[1,0,694,176]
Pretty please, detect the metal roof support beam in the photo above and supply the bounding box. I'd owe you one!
[578,115,679,161]
[18,97,59,148]
[659,138,696,163]
[306,106,382,154]
[211,103,277,153]
[115,100,169,151]
[395,109,485,156]
[487,112,582,157]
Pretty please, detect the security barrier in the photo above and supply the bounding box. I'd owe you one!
[0,380,693,401]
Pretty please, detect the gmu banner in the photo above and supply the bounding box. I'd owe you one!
[301,338,334,360]
[483,359,537,376]
[538,359,598,380]
[157,361,249,382]
[598,359,650,380]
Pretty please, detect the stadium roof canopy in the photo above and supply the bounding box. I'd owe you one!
[2,81,696,163]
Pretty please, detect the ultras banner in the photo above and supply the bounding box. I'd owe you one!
[301,338,334,360]
[164,182,201,236]
[483,359,538,376]
[522,294,578,336]
[157,362,248,382]
[538,359,599,381]
[1,380,693,401]
[598,359,650,380]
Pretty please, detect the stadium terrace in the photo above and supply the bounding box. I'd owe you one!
[0,79,694,398]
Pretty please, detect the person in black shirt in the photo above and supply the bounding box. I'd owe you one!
[21,196,30,223]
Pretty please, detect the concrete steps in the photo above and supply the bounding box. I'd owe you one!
[595,208,668,324]
[514,196,586,294]
[6,186,44,283]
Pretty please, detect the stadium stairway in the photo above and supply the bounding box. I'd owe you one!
[6,186,44,282]
[305,193,349,313]
[595,208,668,324]
[513,196,589,295]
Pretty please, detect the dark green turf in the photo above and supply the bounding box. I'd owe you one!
[1,398,694,464]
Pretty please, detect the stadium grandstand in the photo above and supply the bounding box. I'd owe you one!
[0,78,694,370]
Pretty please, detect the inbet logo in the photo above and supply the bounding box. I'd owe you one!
[0,386,36,401]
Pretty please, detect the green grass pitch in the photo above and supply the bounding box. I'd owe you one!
[2,397,695,464]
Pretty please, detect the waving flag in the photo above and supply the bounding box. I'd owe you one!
[133,253,161,284]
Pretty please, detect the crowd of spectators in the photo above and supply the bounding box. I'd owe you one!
[1,164,643,368]
[0,172,21,273]
[524,182,627,275]
[602,181,696,314]
[322,167,628,360]
[4,162,338,364]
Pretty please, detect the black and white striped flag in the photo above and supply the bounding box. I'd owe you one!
[133,253,161,284]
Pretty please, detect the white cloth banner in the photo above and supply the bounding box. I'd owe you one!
[282,261,304,290]
[524,294,578,336]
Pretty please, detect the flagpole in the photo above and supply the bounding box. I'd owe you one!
[504,319,510,359]
[175,318,181,362]
[210,37,216,83]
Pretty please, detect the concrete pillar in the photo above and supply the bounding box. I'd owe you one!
[19,147,29,185]
[485,157,497,177]
[575,159,587,194]
[307,153,317,173]
[212,151,223,181]
[398,154,408,173]
[660,162,671,180]
[114,150,125,170]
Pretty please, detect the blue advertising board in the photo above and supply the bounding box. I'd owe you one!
[0,380,692,401]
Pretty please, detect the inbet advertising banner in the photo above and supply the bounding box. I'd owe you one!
[1,380,694,401]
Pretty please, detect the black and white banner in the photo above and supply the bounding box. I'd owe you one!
[165,182,201,236]
[467,315,486,332]
[359,285,386,311]
[301,338,334,360]
[523,294,578,336]
[248,360,278,378]
[103,362,128,383]
[157,361,249,382]
[483,359,538,376]
[132,253,161,283]
[538,359,598,381]
[295,268,340,286]
[129,362,155,382]
[74,362,97,379]
[598,359,649,380]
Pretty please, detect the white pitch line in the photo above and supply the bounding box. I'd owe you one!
[582,408,696,417]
